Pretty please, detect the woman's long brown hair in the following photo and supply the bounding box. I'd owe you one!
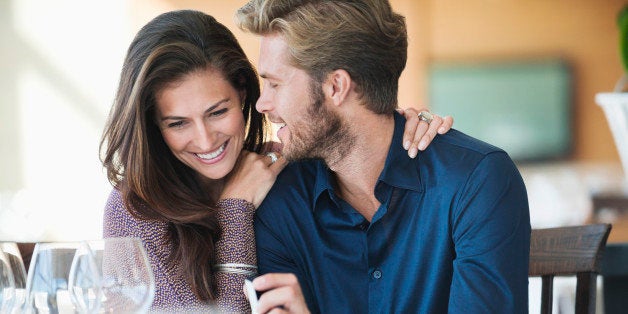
[99,10,266,301]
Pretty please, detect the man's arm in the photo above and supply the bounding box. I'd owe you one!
[254,209,313,313]
[448,152,531,313]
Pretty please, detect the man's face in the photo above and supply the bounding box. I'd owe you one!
[256,33,346,161]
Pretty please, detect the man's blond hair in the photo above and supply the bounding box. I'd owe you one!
[237,0,407,114]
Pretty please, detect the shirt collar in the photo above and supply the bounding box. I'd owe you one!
[313,159,334,209]
[378,111,423,192]
[312,111,424,210]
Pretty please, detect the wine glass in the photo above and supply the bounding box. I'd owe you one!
[0,242,28,313]
[24,241,82,314]
[84,238,155,313]
[68,242,101,313]
[0,247,16,313]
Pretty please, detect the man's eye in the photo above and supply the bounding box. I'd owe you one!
[264,80,278,89]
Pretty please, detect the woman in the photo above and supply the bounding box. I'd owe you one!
[100,9,451,312]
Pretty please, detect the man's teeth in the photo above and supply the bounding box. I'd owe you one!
[196,143,226,160]
[279,123,286,129]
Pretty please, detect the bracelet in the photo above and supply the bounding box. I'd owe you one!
[214,267,257,277]
[214,263,258,277]
[215,263,258,270]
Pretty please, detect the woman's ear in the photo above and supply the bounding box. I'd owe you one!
[239,89,247,108]
[323,69,352,107]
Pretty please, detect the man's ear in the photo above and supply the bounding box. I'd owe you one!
[323,69,353,107]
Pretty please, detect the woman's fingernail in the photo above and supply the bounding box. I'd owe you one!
[418,140,427,151]
[438,127,446,134]
[403,140,410,150]
[408,147,418,158]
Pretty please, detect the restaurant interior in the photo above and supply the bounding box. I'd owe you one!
[0,0,627,312]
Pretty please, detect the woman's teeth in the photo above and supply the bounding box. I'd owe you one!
[196,142,226,160]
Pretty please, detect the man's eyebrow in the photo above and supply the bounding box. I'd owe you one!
[160,98,229,121]
[259,73,278,80]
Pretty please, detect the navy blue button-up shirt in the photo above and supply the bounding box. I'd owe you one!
[255,112,530,313]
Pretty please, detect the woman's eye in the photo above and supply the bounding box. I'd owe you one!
[167,121,184,128]
[210,108,228,117]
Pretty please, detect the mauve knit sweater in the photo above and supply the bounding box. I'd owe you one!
[103,188,255,313]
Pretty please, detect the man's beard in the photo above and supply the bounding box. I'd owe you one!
[283,81,355,164]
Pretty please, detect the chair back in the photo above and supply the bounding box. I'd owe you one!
[529,223,611,314]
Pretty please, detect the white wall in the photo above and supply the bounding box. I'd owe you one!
[0,0,133,241]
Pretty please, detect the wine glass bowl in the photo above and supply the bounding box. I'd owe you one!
[0,247,16,313]
[24,242,83,313]
[0,242,28,313]
[24,238,154,313]
[81,238,155,313]
[68,241,101,314]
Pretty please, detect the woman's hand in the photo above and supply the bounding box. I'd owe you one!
[397,107,454,158]
[220,150,287,207]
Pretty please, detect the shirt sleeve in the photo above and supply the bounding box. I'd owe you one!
[213,198,257,313]
[254,204,318,311]
[448,152,531,313]
[254,210,300,274]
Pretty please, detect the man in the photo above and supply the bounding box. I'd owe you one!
[236,1,531,313]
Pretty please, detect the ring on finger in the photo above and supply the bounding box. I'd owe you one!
[266,152,278,164]
[418,111,433,124]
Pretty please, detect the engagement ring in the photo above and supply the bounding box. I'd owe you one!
[266,152,278,164]
[418,111,433,124]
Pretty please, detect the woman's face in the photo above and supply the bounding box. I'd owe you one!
[155,67,246,181]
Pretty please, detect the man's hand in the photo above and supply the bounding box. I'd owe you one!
[250,273,310,314]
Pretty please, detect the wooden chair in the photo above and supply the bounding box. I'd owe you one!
[529,223,611,314]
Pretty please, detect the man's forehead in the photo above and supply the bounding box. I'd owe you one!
[258,33,290,75]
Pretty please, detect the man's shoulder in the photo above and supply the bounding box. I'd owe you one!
[422,129,512,167]
[261,159,321,204]
[276,158,321,184]
[256,159,322,229]
[417,129,520,185]
[432,129,505,156]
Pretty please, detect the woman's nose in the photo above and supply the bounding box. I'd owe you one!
[192,122,216,150]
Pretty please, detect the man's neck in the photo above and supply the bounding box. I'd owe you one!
[327,111,395,222]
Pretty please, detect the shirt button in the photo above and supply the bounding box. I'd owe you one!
[372,269,382,279]
[359,223,367,230]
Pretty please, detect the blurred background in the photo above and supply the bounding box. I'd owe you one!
[0,0,626,246]
[0,0,627,311]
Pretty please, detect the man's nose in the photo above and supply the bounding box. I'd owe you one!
[256,88,272,113]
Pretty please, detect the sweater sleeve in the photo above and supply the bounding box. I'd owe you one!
[102,189,200,311]
[213,198,257,313]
